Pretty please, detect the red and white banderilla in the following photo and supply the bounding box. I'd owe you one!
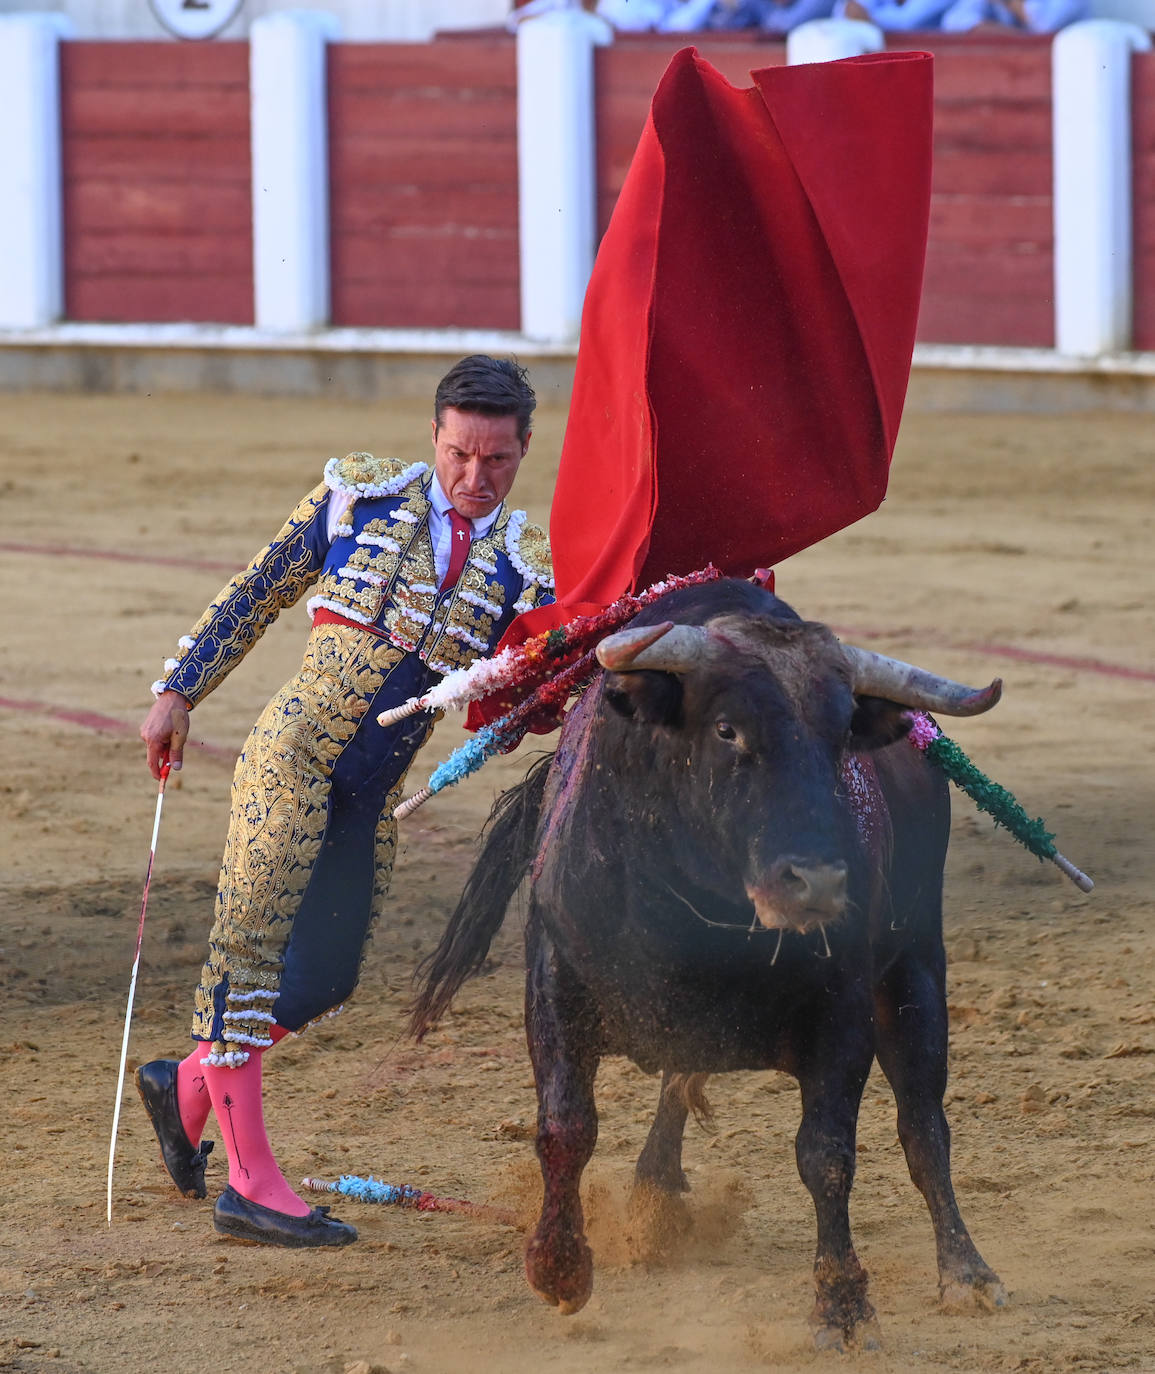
[106,757,172,1225]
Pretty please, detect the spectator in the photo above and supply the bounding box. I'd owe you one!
[507,0,607,29]
[658,0,776,27]
[759,0,836,35]
[594,0,785,29]
[595,0,673,27]
[835,0,953,29]
[940,0,1086,31]
[511,0,834,32]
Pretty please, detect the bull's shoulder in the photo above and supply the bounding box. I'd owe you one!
[323,451,429,501]
[505,512,554,589]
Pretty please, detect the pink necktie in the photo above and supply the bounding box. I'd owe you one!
[441,509,472,591]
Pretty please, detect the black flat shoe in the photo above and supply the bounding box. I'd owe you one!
[213,1186,358,1248]
[134,1059,214,1199]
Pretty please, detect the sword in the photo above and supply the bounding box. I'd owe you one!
[106,757,171,1225]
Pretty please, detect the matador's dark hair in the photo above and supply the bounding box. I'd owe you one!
[434,355,536,442]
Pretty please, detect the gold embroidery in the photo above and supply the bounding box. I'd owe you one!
[191,623,406,1045]
[167,484,329,707]
[517,521,553,586]
[311,477,432,628]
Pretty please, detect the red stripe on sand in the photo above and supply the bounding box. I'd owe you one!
[4,541,1151,685]
[958,641,1155,684]
[832,626,1155,685]
[0,541,238,575]
[0,696,236,761]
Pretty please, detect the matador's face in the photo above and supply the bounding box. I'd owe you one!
[431,407,530,521]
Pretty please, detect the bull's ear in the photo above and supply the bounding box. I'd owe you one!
[603,670,683,727]
[849,696,914,752]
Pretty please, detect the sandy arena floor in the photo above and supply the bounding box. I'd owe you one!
[0,391,1152,1374]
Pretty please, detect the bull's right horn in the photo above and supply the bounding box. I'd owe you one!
[595,622,712,673]
[841,644,1002,716]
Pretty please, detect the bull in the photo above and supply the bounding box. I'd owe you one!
[411,578,1008,1348]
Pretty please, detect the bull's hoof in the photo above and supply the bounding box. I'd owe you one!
[810,1316,883,1354]
[634,1163,690,1194]
[811,1322,847,1354]
[809,1280,878,1354]
[626,1179,692,1262]
[525,1231,593,1315]
[939,1272,1008,1314]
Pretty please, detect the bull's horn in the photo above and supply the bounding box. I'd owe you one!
[841,645,1002,716]
[595,622,712,673]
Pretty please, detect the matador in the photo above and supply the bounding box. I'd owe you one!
[136,355,553,1247]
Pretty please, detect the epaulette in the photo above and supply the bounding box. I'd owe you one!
[505,512,554,589]
[323,452,429,501]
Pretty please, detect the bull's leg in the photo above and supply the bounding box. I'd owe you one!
[634,1070,691,1193]
[524,921,600,1315]
[874,951,1007,1312]
[795,1035,880,1352]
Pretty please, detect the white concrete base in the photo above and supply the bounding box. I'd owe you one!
[1,327,1155,410]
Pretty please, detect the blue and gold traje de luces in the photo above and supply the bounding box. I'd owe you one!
[152,453,553,1065]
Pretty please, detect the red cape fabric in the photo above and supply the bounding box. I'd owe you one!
[555,45,933,607]
[469,46,933,729]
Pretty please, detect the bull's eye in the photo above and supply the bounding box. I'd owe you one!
[715,720,737,742]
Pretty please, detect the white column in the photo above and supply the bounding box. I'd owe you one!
[0,14,72,328]
[517,9,611,345]
[250,10,339,332]
[787,18,884,65]
[1052,20,1152,357]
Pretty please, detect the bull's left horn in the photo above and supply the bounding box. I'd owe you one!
[596,622,711,673]
[841,645,1002,717]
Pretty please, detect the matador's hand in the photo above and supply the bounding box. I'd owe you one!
[140,690,190,779]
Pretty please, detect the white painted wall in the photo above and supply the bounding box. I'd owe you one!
[0,0,512,40]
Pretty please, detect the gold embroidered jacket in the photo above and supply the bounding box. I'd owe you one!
[155,453,554,706]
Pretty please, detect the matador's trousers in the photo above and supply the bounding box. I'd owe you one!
[191,622,438,1065]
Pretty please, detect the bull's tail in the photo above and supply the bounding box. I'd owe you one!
[408,752,553,1041]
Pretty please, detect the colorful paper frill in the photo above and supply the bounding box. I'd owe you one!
[390,567,721,818]
[302,1174,517,1226]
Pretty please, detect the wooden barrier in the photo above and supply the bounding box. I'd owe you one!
[47,32,1155,351]
[327,37,519,330]
[905,37,1054,349]
[60,42,253,324]
[1132,49,1155,351]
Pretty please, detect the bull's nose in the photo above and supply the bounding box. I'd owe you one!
[772,857,847,911]
[746,857,848,932]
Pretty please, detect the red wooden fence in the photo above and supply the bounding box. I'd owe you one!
[60,42,253,325]
[1132,50,1155,353]
[911,36,1053,348]
[327,37,519,331]
[49,35,1155,350]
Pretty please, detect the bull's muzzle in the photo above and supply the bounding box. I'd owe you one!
[746,857,848,933]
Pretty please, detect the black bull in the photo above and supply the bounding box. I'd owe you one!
[412,579,1008,1348]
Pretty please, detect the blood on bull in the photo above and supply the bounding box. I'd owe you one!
[411,577,1008,1351]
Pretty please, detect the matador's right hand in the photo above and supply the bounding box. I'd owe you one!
[140,690,190,779]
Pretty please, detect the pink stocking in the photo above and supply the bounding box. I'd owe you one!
[174,1048,212,1148]
[195,1026,309,1216]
